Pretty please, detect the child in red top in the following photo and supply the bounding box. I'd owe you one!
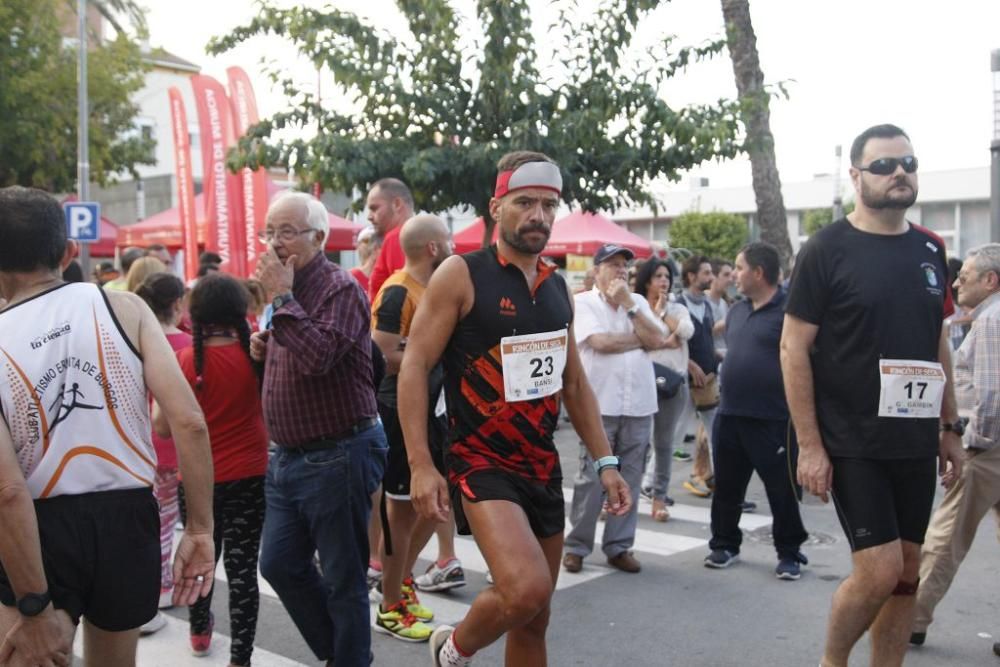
[155,273,268,665]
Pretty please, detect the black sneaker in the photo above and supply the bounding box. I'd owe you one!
[909,632,926,646]
[775,557,801,580]
[704,549,739,569]
[775,551,808,580]
[740,500,757,513]
[663,495,675,507]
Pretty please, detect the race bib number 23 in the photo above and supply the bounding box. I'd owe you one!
[500,329,568,402]
[877,359,946,418]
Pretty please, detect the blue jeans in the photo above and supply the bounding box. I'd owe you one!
[259,423,387,665]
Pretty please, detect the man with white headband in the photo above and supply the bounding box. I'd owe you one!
[398,151,630,666]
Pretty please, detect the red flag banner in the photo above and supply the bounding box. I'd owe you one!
[227,66,269,276]
[190,74,247,277]
[167,87,199,282]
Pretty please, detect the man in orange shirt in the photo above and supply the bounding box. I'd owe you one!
[367,179,415,301]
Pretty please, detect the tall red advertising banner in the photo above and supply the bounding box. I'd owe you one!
[227,66,269,276]
[167,87,199,282]
[190,74,247,277]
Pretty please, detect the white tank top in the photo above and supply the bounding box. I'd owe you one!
[0,283,155,499]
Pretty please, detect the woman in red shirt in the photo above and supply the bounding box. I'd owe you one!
[155,273,268,666]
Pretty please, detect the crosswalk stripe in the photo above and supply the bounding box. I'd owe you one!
[74,612,309,667]
[136,490,775,662]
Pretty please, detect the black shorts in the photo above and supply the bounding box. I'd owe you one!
[452,469,565,539]
[377,400,447,500]
[830,456,937,552]
[0,487,159,631]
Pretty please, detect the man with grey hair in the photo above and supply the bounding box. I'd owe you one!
[911,243,1000,651]
[251,191,386,665]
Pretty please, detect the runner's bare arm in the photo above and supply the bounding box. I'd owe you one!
[399,255,472,522]
[780,313,832,502]
[937,327,963,488]
[0,420,52,600]
[563,327,631,515]
[107,291,216,604]
[0,413,74,666]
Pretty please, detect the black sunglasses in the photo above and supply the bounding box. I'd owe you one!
[857,155,918,176]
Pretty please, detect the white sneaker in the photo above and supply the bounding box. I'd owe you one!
[139,612,167,636]
[430,625,472,667]
[158,588,174,609]
[415,559,466,592]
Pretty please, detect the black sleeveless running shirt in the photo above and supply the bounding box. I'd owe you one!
[443,246,573,485]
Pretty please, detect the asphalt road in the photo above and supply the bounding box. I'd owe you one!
[105,421,999,666]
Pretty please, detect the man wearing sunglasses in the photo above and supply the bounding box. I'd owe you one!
[781,124,964,667]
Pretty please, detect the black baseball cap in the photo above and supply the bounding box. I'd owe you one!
[593,243,635,265]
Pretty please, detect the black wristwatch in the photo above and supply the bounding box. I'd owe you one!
[16,591,51,617]
[941,420,965,437]
[272,292,294,311]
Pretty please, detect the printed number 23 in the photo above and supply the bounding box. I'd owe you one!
[903,381,928,399]
[530,356,554,378]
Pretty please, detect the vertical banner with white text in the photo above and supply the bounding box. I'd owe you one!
[190,74,247,277]
[167,87,199,282]
[227,66,269,275]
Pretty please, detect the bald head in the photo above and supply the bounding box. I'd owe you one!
[401,215,449,258]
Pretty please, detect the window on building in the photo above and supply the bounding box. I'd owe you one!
[959,202,991,254]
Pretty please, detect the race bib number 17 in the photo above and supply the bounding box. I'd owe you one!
[500,329,568,402]
[877,359,946,418]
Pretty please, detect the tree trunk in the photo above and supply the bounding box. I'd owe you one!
[720,0,793,270]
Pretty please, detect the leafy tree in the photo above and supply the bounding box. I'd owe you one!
[209,0,745,244]
[667,210,748,260]
[0,0,154,191]
[720,0,792,268]
[802,200,854,236]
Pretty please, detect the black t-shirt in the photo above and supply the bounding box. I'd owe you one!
[785,219,954,459]
[720,288,788,421]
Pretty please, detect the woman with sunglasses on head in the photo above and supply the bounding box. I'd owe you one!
[153,273,268,666]
[634,259,694,521]
[135,272,192,635]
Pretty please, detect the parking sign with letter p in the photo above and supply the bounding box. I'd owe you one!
[63,202,100,243]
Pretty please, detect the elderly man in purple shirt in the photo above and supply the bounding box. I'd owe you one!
[251,192,387,666]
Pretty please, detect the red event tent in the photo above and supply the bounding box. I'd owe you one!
[116,181,364,252]
[453,211,652,258]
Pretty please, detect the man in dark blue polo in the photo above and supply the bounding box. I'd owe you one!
[703,242,809,579]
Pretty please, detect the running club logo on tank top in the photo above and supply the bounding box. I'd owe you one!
[0,283,155,499]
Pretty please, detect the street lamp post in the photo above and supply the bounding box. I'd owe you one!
[991,49,1000,243]
[77,0,91,277]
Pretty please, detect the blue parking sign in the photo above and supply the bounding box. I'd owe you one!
[64,202,101,243]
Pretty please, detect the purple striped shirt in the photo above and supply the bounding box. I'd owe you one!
[262,252,377,446]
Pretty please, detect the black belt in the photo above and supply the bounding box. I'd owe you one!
[289,417,379,451]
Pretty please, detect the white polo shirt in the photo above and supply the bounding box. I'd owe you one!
[574,288,657,417]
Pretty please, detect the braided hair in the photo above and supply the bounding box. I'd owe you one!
[187,273,256,391]
[134,272,186,324]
